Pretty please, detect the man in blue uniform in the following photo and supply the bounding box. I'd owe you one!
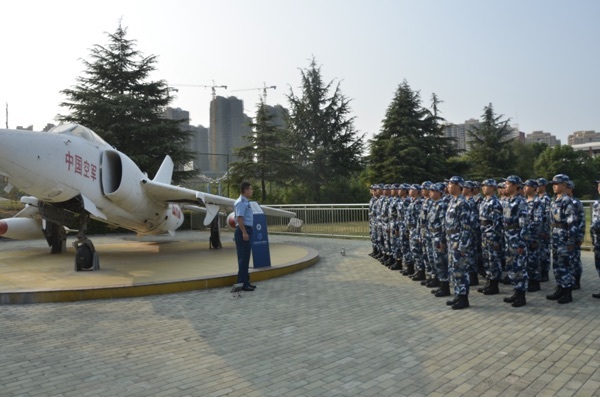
[234,181,256,291]
[428,183,450,297]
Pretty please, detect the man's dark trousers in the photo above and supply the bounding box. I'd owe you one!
[235,226,253,287]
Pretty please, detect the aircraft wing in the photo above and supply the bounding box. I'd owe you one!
[141,179,296,225]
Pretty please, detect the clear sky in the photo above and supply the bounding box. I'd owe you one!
[1,0,599,144]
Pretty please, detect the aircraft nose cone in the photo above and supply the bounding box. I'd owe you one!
[0,220,7,235]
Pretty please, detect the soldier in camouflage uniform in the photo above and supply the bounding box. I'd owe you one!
[590,180,600,299]
[462,181,481,286]
[420,181,438,286]
[389,183,404,270]
[406,184,426,280]
[368,185,379,257]
[400,184,415,276]
[428,183,451,297]
[373,184,387,262]
[537,178,552,282]
[546,174,577,304]
[501,175,529,307]
[444,176,473,310]
[477,179,503,295]
[565,180,585,290]
[523,179,544,292]
[377,185,394,266]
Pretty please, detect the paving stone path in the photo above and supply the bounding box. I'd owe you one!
[1,234,599,396]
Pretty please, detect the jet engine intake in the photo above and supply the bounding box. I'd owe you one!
[101,150,145,212]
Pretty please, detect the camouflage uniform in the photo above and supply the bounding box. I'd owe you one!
[420,182,434,278]
[445,193,473,296]
[550,192,577,289]
[428,191,449,282]
[537,179,552,280]
[368,186,378,256]
[524,193,544,284]
[479,190,503,282]
[570,192,585,288]
[502,189,529,292]
[406,186,424,275]
[400,188,414,274]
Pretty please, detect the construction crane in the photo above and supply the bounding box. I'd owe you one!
[231,83,276,103]
[171,80,228,100]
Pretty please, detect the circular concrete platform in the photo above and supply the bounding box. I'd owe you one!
[0,232,319,304]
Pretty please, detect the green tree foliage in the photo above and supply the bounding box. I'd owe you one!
[511,141,548,180]
[286,58,364,203]
[58,23,195,183]
[534,145,598,198]
[466,103,515,179]
[230,100,296,203]
[368,81,457,183]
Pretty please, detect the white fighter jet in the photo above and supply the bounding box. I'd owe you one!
[0,123,295,270]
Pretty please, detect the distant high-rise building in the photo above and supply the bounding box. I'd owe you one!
[209,96,252,174]
[189,124,209,173]
[163,107,209,173]
[568,130,600,145]
[525,130,561,147]
[443,118,480,152]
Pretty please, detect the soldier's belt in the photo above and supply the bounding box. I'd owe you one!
[504,224,520,230]
[480,220,492,226]
[446,228,459,234]
[407,223,417,228]
[429,227,443,233]
[552,223,568,230]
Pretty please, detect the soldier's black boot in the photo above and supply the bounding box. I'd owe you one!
[411,269,426,281]
[502,274,511,285]
[511,290,526,307]
[527,280,540,292]
[557,287,573,304]
[470,272,479,286]
[385,255,395,267]
[477,279,490,293]
[592,292,600,299]
[504,290,518,303]
[483,280,500,295]
[446,294,458,306]
[435,281,451,297]
[573,275,581,290]
[451,294,470,310]
[390,258,403,271]
[541,271,549,282]
[546,285,564,300]
[426,277,440,288]
[402,262,414,276]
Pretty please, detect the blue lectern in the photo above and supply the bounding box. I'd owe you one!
[250,201,271,268]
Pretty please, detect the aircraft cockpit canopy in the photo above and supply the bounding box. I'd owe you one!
[49,124,110,147]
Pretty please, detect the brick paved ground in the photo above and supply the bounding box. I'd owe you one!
[1,234,599,397]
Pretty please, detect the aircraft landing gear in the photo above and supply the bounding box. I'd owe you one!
[44,222,67,254]
[73,214,99,271]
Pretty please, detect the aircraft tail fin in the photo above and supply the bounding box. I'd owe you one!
[153,155,174,184]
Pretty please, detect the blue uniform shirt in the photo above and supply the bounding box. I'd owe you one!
[234,195,253,228]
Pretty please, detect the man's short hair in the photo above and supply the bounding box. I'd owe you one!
[240,181,252,194]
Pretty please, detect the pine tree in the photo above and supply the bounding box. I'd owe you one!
[230,100,295,202]
[58,23,195,183]
[286,58,364,203]
[368,81,456,183]
[466,103,515,179]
